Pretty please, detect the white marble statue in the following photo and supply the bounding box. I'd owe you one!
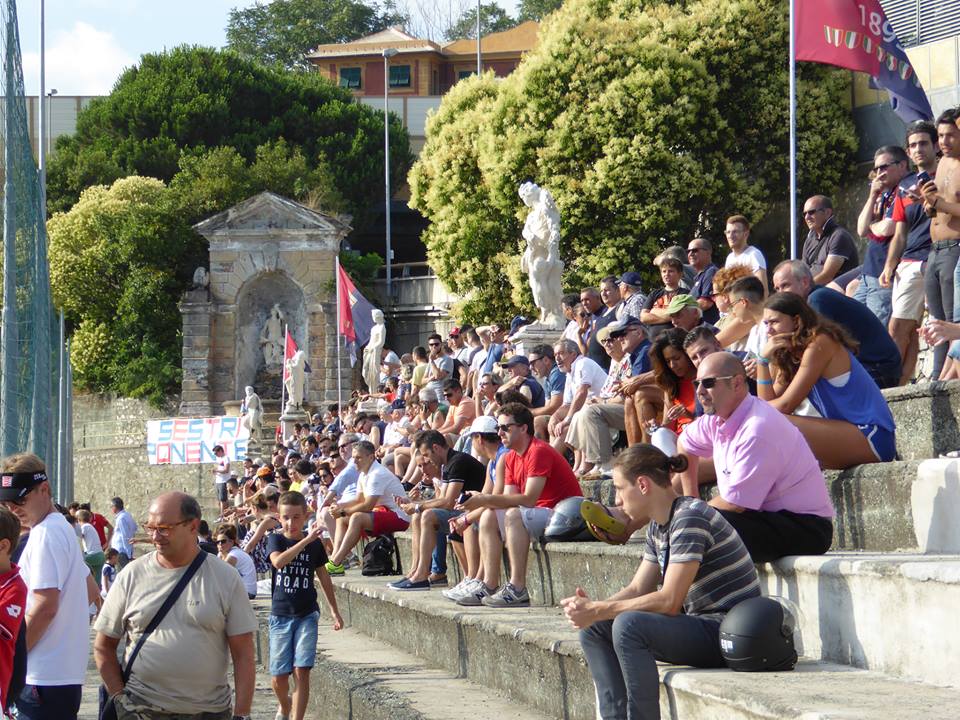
[259,304,286,367]
[362,309,386,393]
[192,266,209,289]
[240,386,262,436]
[284,349,307,409]
[519,181,564,328]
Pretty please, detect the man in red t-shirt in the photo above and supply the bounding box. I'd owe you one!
[0,507,26,714]
[457,402,582,608]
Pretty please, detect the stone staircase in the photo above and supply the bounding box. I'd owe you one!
[287,381,960,718]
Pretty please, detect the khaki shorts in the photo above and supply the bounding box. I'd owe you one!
[891,260,925,322]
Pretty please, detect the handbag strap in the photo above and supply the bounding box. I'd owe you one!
[121,550,206,682]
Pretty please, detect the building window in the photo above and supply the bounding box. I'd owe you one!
[389,65,411,88]
[879,0,960,47]
[339,67,361,89]
[458,70,476,80]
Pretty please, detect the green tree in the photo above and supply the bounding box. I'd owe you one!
[516,0,564,22]
[445,4,517,40]
[409,0,857,323]
[47,45,412,233]
[226,0,408,70]
[48,177,198,404]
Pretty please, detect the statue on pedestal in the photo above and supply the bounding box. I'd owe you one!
[259,304,285,368]
[362,309,386,394]
[240,386,262,437]
[519,181,564,328]
[284,349,307,411]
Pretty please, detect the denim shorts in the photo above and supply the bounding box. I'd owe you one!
[269,611,319,676]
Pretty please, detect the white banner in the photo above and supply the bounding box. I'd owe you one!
[146,417,250,465]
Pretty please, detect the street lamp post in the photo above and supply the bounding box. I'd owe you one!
[476,0,481,75]
[383,47,398,301]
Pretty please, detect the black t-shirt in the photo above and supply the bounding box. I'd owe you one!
[442,449,486,494]
[265,533,329,617]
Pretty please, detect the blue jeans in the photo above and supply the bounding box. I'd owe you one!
[853,274,892,328]
[268,611,319,676]
[427,508,463,575]
[15,684,82,720]
[580,612,725,720]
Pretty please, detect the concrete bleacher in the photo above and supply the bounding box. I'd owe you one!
[299,381,960,718]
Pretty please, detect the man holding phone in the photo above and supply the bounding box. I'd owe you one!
[389,431,485,590]
[882,120,939,383]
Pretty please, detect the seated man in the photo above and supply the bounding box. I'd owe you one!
[676,352,835,562]
[772,259,902,388]
[529,344,566,439]
[666,294,711,333]
[548,340,608,454]
[326,441,410,575]
[498,356,546,408]
[317,433,361,557]
[458,403,583,607]
[566,317,652,476]
[388,430,486,590]
[434,379,476,447]
[562,444,760,720]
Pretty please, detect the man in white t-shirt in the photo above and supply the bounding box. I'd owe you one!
[548,339,608,454]
[212,444,230,520]
[325,441,410,575]
[724,214,768,294]
[1,454,91,719]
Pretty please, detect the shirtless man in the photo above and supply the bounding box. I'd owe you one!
[920,109,960,378]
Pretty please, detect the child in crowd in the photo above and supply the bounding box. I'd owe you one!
[101,548,119,598]
[0,507,26,715]
[76,509,106,587]
[267,491,343,720]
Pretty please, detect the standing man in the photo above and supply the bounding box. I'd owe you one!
[212,444,231,521]
[882,121,939,383]
[801,195,860,285]
[617,272,646,321]
[94,491,257,720]
[687,237,719,324]
[0,454,90,720]
[920,109,960,379]
[584,284,619,372]
[110,497,138,568]
[425,334,453,403]
[856,147,910,327]
[723,215,768,294]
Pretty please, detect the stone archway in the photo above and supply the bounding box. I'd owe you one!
[235,271,307,399]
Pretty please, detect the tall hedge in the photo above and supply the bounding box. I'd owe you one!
[409,0,857,322]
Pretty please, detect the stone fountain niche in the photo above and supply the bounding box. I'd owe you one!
[179,191,353,418]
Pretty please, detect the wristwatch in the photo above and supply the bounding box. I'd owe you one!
[233,715,251,720]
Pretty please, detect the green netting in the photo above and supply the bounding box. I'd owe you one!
[1,0,55,461]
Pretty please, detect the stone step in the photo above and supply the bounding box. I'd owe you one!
[883,381,960,461]
[398,531,960,687]
[329,573,960,720]
[580,458,934,552]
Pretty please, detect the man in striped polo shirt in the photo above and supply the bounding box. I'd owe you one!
[563,444,760,720]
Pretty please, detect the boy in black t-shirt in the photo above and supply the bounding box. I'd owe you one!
[267,491,343,720]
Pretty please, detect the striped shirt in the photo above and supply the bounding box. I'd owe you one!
[642,496,760,616]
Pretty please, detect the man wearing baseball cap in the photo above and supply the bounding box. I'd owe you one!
[498,356,546,408]
[1,454,91,719]
[665,294,710,333]
[617,272,647,322]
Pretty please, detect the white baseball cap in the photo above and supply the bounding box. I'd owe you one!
[465,416,499,437]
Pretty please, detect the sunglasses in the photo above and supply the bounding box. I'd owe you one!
[428,342,440,347]
[693,375,735,390]
[873,161,901,172]
[216,538,230,545]
[687,247,706,254]
[802,208,825,216]
[497,422,520,433]
[443,392,455,398]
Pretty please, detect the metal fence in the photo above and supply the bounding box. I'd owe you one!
[74,419,143,450]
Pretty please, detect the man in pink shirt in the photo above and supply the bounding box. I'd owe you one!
[677,352,834,562]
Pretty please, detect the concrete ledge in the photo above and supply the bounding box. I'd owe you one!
[912,459,960,552]
[330,574,960,719]
[883,380,960,460]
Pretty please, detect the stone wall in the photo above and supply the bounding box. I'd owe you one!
[73,393,220,518]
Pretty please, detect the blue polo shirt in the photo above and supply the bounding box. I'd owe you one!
[544,365,566,398]
[629,340,652,376]
[690,265,719,324]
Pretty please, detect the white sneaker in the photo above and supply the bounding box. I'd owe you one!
[455,580,495,606]
[442,577,473,600]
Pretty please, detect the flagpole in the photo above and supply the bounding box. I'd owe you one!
[280,325,287,421]
[335,255,343,415]
[788,0,798,259]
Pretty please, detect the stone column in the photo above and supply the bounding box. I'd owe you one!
[179,289,214,416]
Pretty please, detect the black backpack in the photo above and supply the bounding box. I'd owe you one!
[361,535,403,576]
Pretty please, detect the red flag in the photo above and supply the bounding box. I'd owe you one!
[337,264,357,344]
[282,331,298,382]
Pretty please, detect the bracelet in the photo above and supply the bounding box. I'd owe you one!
[756,356,770,365]
[756,379,773,385]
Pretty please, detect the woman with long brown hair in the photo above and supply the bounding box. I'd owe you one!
[645,328,698,455]
[757,292,895,468]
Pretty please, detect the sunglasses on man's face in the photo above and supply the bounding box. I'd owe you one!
[693,375,735,390]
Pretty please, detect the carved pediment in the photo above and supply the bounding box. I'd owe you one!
[192,191,352,239]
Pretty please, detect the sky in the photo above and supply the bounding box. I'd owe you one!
[17,0,519,96]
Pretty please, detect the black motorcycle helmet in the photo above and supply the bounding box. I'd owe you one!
[543,496,593,542]
[719,596,798,672]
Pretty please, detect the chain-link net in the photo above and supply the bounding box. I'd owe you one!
[1,0,55,461]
